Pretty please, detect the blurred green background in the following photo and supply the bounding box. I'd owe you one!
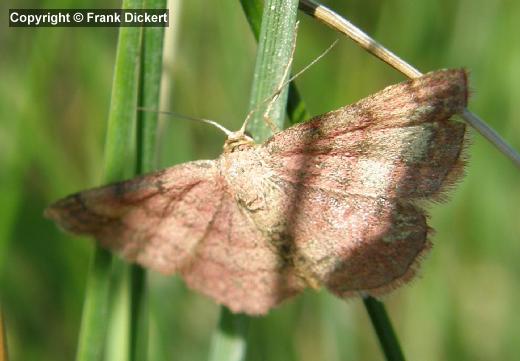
[1,0,520,360]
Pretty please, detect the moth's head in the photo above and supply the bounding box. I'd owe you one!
[223,131,255,153]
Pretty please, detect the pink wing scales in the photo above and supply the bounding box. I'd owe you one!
[257,69,467,297]
[45,160,223,274]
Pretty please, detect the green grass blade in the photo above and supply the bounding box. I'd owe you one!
[129,265,147,361]
[239,0,309,125]
[102,14,142,183]
[239,0,263,39]
[130,1,167,360]
[136,0,166,175]
[76,248,113,361]
[76,1,143,360]
[363,297,405,361]
[208,308,249,361]
[245,0,300,141]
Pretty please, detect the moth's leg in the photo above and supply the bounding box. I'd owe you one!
[239,22,298,135]
[262,22,301,133]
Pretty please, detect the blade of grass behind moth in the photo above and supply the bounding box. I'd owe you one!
[76,1,143,360]
[130,1,167,360]
[242,2,406,360]
[208,308,250,361]
[239,0,309,124]
[363,297,405,361]
[245,0,299,141]
[298,0,520,170]
[208,1,299,361]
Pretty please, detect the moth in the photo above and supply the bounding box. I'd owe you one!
[45,69,468,315]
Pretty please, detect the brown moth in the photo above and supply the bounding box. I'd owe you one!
[45,69,468,315]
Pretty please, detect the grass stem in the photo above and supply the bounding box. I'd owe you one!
[76,1,143,360]
[129,1,167,360]
[363,297,406,361]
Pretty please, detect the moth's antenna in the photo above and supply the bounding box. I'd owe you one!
[138,40,338,141]
[239,39,338,134]
[285,40,339,88]
[137,107,234,136]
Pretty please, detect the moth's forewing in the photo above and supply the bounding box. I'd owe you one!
[45,160,223,274]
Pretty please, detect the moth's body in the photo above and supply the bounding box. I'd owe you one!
[45,69,468,315]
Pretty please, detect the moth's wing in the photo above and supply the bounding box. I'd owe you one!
[263,69,468,200]
[270,181,431,297]
[257,69,468,296]
[45,160,222,275]
[46,159,303,315]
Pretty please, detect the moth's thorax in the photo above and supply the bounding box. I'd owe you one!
[219,146,288,229]
[222,131,256,154]
[219,145,266,207]
[220,131,281,217]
